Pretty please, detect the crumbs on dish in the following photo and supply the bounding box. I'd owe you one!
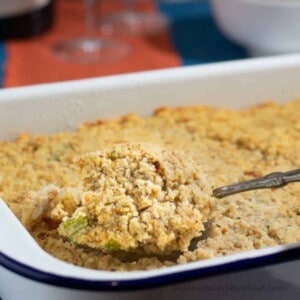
[0,100,299,271]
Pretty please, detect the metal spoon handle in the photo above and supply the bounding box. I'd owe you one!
[212,168,300,198]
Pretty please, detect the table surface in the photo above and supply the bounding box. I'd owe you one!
[0,0,247,87]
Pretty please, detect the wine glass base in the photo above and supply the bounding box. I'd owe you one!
[52,38,130,64]
[100,11,170,36]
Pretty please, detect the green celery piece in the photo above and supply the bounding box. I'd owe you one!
[104,239,121,252]
[59,215,89,241]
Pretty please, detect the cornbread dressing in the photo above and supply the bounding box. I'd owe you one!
[55,143,212,254]
[0,100,299,271]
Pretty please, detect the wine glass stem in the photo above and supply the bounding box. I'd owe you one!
[84,0,96,37]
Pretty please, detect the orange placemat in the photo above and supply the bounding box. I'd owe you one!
[4,0,180,87]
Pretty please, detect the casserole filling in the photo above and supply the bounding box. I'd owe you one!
[27,143,212,255]
[0,100,299,271]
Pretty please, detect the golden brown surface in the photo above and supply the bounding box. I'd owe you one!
[0,100,299,271]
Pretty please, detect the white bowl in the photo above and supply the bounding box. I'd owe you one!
[210,0,300,56]
[1,55,300,299]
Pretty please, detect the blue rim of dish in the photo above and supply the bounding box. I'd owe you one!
[0,246,299,291]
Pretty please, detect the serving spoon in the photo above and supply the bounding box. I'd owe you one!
[212,168,300,198]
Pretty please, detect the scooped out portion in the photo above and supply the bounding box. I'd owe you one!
[25,143,213,254]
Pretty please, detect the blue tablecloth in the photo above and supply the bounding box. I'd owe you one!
[0,43,6,87]
[158,1,247,65]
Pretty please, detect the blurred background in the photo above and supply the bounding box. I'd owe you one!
[0,0,299,88]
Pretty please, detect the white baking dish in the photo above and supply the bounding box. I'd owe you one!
[0,55,300,300]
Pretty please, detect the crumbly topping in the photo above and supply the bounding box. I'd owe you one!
[0,99,299,271]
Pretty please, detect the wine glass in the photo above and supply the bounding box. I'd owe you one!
[53,0,130,64]
[100,0,170,36]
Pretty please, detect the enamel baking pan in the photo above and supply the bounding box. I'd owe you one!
[0,55,300,300]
